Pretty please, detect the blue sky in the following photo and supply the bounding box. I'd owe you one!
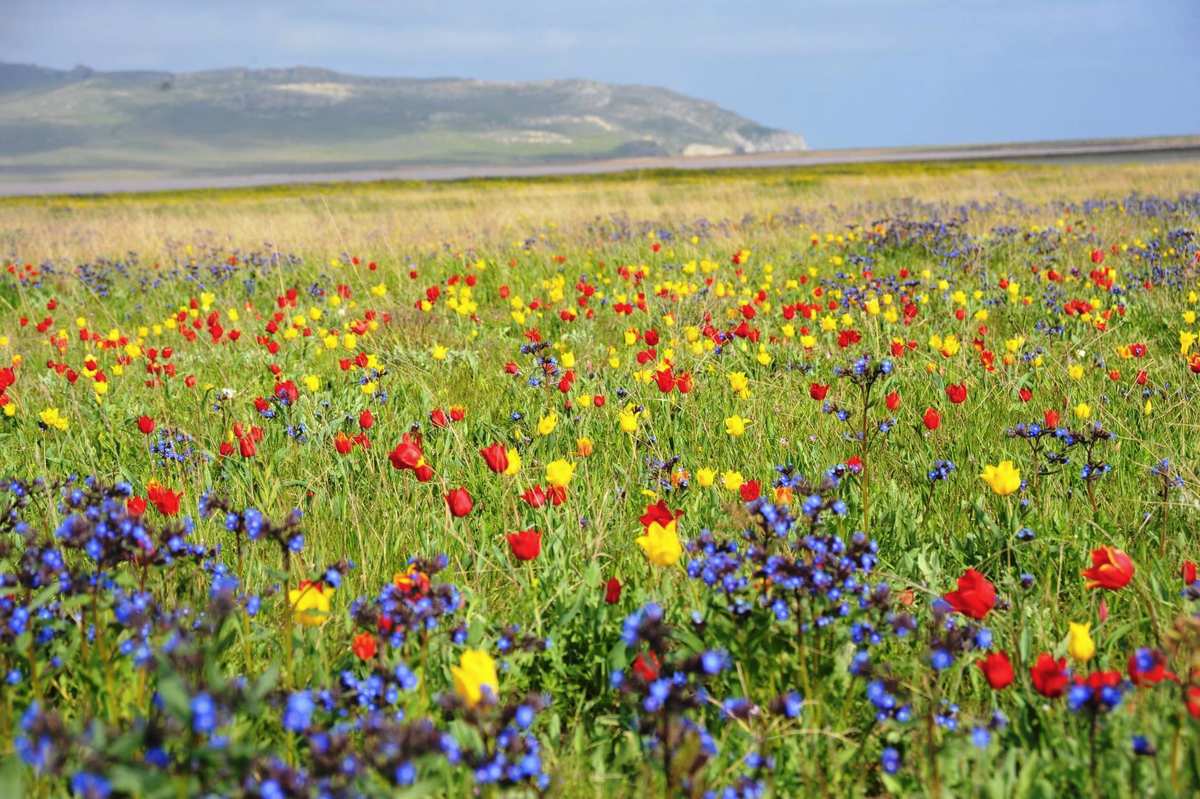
[2,0,1197,148]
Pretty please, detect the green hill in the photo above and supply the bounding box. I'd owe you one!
[0,62,807,183]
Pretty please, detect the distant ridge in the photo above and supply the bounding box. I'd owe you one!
[0,62,807,183]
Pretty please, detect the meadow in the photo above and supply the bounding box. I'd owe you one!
[1,160,1200,797]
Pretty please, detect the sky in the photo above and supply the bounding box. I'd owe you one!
[1,0,1198,149]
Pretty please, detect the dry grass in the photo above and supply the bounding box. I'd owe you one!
[2,160,1198,262]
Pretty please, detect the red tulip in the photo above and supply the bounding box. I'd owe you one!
[449,405,466,422]
[388,435,424,470]
[922,408,941,431]
[944,568,995,620]
[137,415,155,435]
[445,487,473,517]
[1136,370,1148,385]
[885,392,900,411]
[976,651,1014,689]
[1030,653,1070,698]
[1082,546,1134,591]
[739,480,762,502]
[414,463,434,483]
[334,432,354,455]
[219,441,235,458]
[1018,388,1032,403]
[126,497,147,516]
[520,485,547,508]
[809,383,829,401]
[1044,409,1060,428]
[639,500,683,528]
[359,409,374,429]
[1090,249,1104,264]
[429,409,448,428]
[604,577,622,604]
[352,632,377,661]
[945,383,967,404]
[632,652,661,681]
[675,372,694,393]
[479,443,509,473]
[146,481,182,516]
[1187,687,1200,719]
[654,369,675,393]
[505,529,542,561]
[594,395,606,408]
[1183,561,1197,585]
[238,435,256,458]
[1128,648,1177,686]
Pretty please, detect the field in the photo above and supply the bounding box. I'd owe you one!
[1,159,1200,797]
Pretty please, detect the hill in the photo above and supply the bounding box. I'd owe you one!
[0,62,807,183]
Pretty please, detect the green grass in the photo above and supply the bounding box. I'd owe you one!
[0,165,1198,797]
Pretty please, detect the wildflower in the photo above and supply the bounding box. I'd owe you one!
[604,578,622,604]
[506,529,542,561]
[618,409,638,434]
[545,459,575,488]
[923,408,941,431]
[809,383,829,400]
[388,435,425,470]
[445,487,473,518]
[722,470,744,492]
[1030,654,1070,698]
[359,409,374,429]
[334,432,354,455]
[430,408,448,428]
[945,383,967,404]
[352,632,377,661]
[480,443,509,473]
[976,651,1014,689]
[38,407,69,431]
[725,414,749,436]
[289,581,335,626]
[944,568,996,620]
[575,437,594,457]
[137,415,155,435]
[537,413,558,436]
[696,467,717,487]
[146,480,182,516]
[1067,622,1095,662]
[503,448,522,476]
[452,649,499,707]
[1128,648,1177,686]
[636,516,683,567]
[979,461,1021,496]
[1074,403,1091,420]
[1082,547,1134,591]
[885,391,900,410]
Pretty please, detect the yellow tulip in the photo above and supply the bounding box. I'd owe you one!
[1074,403,1091,420]
[636,519,683,567]
[289,581,335,626]
[452,649,499,707]
[724,415,749,437]
[696,467,717,487]
[537,413,558,436]
[979,461,1021,496]
[545,459,575,488]
[722,470,744,491]
[503,448,522,476]
[1067,622,1095,662]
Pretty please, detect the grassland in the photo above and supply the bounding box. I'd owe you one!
[1,160,1199,797]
